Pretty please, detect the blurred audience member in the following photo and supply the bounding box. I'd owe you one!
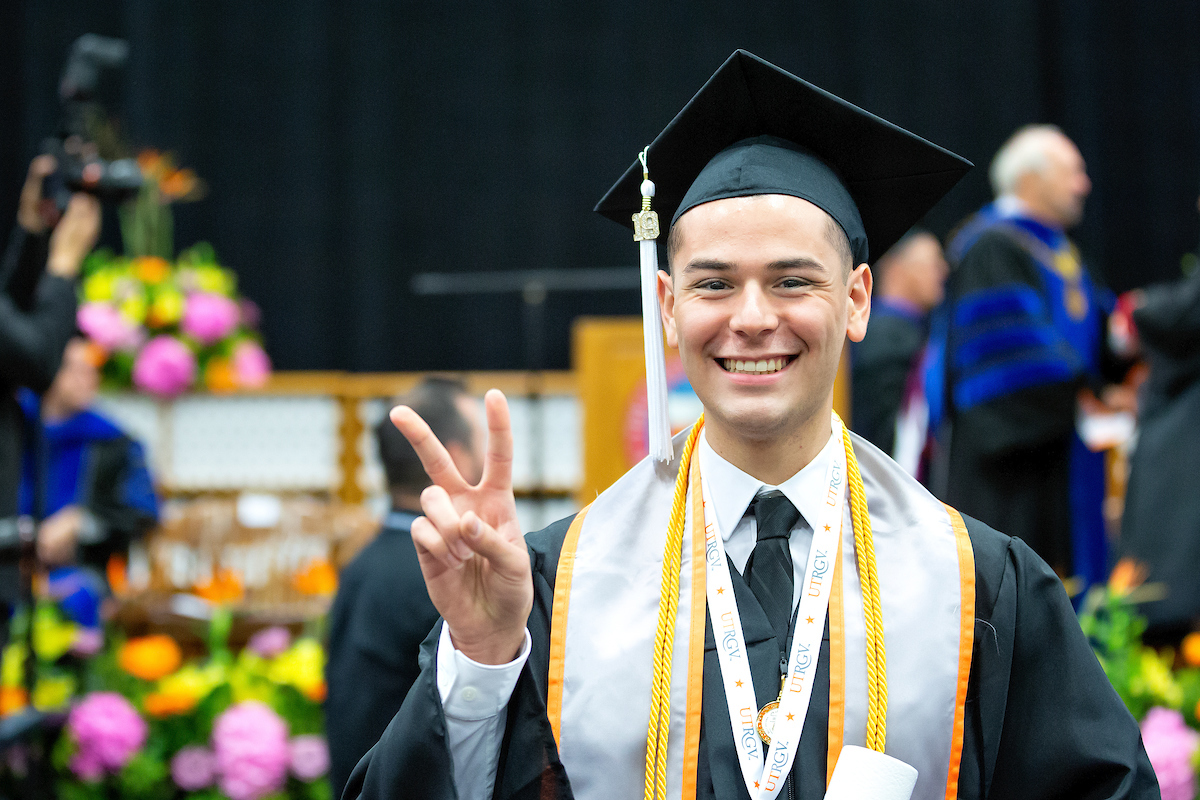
[325,378,483,799]
[932,125,1129,588]
[851,229,948,476]
[0,156,100,625]
[18,336,159,625]
[1119,203,1200,640]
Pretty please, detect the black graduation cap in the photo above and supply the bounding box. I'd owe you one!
[595,49,972,266]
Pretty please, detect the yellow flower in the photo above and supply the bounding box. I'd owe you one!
[83,271,118,302]
[2,645,26,688]
[119,293,148,325]
[157,662,226,702]
[266,638,325,696]
[32,675,76,711]
[193,265,235,295]
[148,287,185,328]
[32,608,78,662]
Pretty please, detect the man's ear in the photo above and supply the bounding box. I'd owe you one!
[657,269,678,349]
[846,263,872,343]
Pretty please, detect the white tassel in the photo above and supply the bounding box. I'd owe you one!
[640,236,673,463]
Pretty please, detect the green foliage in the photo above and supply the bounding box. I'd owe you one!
[117,751,172,800]
[56,779,106,800]
[273,684,324,736]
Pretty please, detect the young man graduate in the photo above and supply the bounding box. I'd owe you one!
[344,52,1157,800]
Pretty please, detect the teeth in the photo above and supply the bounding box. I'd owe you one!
[722,357,788,374]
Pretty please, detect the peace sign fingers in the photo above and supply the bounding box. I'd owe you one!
[389,404,471,495]
[479,389,515,492]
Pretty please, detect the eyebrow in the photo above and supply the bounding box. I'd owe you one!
[681,257,830,274]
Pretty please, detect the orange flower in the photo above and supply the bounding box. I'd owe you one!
[193,568,244,605]
[1183,633,1200,668]
[0,687,27,716]
[203,357,239,393]
[143,690,197,717]
[293,559,337,596]
[159,168,199,201]
[304,681,327,703]
[133,256,171,285]
[118,635,182,681]
[137,150,168,179]
[106,554,128,597]
[1108,558,1148,596]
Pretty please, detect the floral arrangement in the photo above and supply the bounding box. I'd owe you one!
[0,600,330,800]
[1080,559,1200,800]
[77,150,271,397]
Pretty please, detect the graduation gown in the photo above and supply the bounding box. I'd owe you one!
[343,432,1156,800]
[1118,269,1200,634]
[933,206,1121,584]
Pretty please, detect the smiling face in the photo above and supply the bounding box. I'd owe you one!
[659,194,871,462]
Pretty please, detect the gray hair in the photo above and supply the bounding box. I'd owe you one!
[988,125,1065,198]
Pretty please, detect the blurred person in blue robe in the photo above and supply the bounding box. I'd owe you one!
[929,126,1132,589]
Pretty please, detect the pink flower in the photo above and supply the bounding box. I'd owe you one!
[246,626,291,658]
[288,735,330,781]
[77,302,143,352]
[1141,707,1200,800]
[211,701,289,800]
[132,335,196,397]
[171,745,216,791]
[66,692,147,778]
[182,292,240,345]
[233,340,271,389]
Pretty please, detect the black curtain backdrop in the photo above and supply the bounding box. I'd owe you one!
[2,1,1198,371]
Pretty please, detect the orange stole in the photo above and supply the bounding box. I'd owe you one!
[943,505,976,800]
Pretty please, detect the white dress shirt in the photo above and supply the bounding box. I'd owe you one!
[436,428,839,800]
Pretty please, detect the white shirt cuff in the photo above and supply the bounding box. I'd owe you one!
[436,624,531,721]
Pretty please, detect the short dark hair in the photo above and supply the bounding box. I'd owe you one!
[376,377,472,493]
[666,201,855,278]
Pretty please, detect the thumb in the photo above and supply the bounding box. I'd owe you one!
[460,511,527,576]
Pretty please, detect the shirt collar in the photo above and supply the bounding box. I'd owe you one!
[697,426,839,541]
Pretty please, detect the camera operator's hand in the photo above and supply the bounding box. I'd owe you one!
[17,155,59,235]
[46,194,100,279]
[37,506,82,568]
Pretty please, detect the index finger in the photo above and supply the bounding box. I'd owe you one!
[479,388,513,491]
[389,405,470,493]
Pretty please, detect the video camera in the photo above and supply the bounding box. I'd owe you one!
[41,34,142,210]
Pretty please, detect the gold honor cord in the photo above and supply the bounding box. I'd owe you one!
[644,416,887,800]
[840,414,889,752]
[644,419,704,800]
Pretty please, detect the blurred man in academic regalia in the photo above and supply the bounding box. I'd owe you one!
[325,377,483,800]
[851,230,947,478]
[932,126,1131,588]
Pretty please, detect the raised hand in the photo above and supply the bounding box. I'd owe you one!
[389,389,532,665]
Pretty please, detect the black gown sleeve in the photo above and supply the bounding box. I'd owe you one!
[960,514,1159,799]
[342,516,576,800]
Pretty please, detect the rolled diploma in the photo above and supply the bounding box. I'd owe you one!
[823,745,918,800]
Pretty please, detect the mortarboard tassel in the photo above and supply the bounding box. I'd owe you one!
[633,147,673,464]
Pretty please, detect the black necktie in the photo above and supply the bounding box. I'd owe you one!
[744,491,801,650]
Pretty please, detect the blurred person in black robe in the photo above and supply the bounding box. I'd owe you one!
[851,230,947,477]
[0,156,100,626]
[931,126,1131,588]
[1118,204,1200,640]
[325,377,484,799]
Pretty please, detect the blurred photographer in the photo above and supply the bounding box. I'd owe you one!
[0,155,100,625]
